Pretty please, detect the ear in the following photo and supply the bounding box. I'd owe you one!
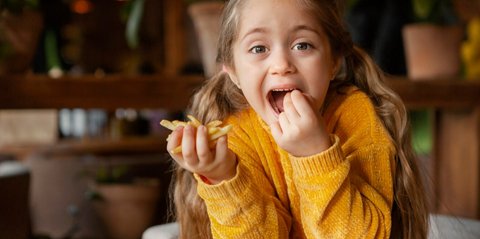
[223,64,241,89]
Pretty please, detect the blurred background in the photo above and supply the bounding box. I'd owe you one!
[0,0,479,238]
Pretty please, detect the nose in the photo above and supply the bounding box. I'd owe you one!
[269,49,296,75]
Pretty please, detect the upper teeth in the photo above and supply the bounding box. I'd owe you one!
[272,88,295,92]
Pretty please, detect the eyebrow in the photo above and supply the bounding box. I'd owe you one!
[240,27,269,42]
[240,25,321,42]
[292,25,321,35]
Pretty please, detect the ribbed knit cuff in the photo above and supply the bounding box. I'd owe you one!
[194,163,252,201]
[290,135,345,176]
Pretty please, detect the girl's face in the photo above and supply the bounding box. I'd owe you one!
[225,0,338,125]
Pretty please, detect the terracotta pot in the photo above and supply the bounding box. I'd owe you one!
[94,184,160,239]
[0,10,43,75]
[188,2,224,78]
[402,24,464,80]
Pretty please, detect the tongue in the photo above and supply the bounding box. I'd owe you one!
[272,91,289,113]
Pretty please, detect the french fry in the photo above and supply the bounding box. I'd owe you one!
[207,120,222,128]
[187,115,202,127]
[160,115,232,154]
[207,127,220,135]
[172,120,188,127]
[209,125,233,141]
[159,120,176,131]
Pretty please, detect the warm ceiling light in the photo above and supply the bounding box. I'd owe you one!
[71,0,93,14]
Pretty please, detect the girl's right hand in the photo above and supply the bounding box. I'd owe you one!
[270,90,331,157]
[167,124,237,184]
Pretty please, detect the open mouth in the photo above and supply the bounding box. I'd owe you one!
[268,88,297,115]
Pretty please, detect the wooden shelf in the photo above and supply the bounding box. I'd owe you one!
[386,76,480,109]
[39,136,168,156]
[1,74,479,110]
[0,136,168,157]
[0,74,203,111]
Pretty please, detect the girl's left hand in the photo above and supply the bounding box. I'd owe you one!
[167,124,237,184]
[269,90,331,157]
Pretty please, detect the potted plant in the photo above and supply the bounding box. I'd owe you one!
[85,164,161,239]
[0,0,43,75]
[458,0,480,80]
[462,16,480,80]
[402,0,463,80]
[185,0,224,77]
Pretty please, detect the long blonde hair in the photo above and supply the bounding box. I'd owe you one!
[172,0,429,238]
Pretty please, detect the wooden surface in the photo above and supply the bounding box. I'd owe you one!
[0,74,203,110]
[0,136,168,157]
[39,136,168,156]
[386,76,480,109]
[1,74,480,110]
[435,108,480,218]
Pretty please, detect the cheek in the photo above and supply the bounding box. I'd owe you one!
[309,79,331,110]
[240,84,260,105]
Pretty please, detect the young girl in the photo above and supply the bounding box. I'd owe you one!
[167,0,429,238]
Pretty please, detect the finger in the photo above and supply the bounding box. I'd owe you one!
[283,92,300,121]
[167,126,183,155]
[291,90,315,117]
[278,112,290,129]
[196,125,213,164]
[214,136,229,162]
[269,121,283,141]
[182,125,199,167]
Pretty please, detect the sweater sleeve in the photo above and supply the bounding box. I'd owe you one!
[290,135,394,238]
[195,124,292,238]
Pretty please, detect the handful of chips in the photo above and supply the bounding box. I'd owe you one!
[160,115,232,154]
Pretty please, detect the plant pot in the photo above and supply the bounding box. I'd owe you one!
[187,2,224,78]
[402,24,464,80]
[93,183,160,239]
[0,10,43,75]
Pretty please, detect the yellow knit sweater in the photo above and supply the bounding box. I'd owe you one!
[195,87,395,238]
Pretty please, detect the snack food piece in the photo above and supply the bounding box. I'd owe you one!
[160,115,232,154]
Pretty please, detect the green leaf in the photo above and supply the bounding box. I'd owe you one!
[45,29,62,69]
[413,0,434,21]
[125,0,145,49]
[346,0,359,10]
[410,110,433,156]
[85,189,103,201]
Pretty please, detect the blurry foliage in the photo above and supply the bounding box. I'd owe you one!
[0,0,38,14]
[462,17,480,79]
[411,0,458,24]
[0,0,39,59]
